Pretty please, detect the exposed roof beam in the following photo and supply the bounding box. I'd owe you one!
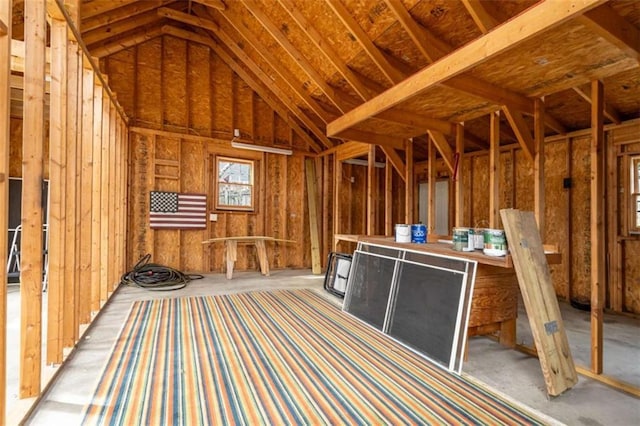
[82,8,164,46]
[90,26,164,58]
[573,85,622,124]
[376,109,455,136]
[202,5,333,124]
[381,146,406,180]
[161,25,324,153]
[326,0,404,85]
[579,4,640,61]
[427,130,455,174]
[277,0,373,101]
[503,105,535,162]
[191,0,226,12]
[81,1,175,33]
[327,0,604,138]
[386,0,566,134]
[460,0,499,34]
[239,0,352,115]
[81,0,137,20]
[157,7,219,33]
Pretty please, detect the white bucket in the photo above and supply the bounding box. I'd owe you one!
[395,224,411,243]
[483,228,508,256]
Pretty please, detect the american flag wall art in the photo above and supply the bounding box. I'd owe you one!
[149,191,207,229]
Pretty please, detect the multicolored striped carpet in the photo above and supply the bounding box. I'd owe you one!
[82,289,546,425]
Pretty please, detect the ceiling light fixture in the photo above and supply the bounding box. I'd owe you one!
[231,141,293,156]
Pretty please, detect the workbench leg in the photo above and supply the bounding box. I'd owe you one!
[255,240,270,276]
[225,240,237,280]
[499,318,517,348]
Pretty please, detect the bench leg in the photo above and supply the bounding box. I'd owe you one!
[225,240,237,279]
[255,240,270,276]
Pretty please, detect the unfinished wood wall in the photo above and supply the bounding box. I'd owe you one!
[105,36,312,273]
[460,122,640,315]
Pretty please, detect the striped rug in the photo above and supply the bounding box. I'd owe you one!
[82,289,547,425]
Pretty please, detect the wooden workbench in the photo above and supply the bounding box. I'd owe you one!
[202,236,295,279]
[350,236,560,348]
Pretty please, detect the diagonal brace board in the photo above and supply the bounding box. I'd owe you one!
[500,208,577,396]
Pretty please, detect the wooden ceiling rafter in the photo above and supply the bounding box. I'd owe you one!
[460,0,499,34]
[325,0,404,85]
[200,4,332,125]
[161,25,324,153]
[277,0,373,101]
[81,1,176,33]
[238,0,352,115]
[386,0,567,135]
[327,0,606,140]
[338,128,404,150]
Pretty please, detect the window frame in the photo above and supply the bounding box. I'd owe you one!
[215,156,256,212]
[631,155,640,234]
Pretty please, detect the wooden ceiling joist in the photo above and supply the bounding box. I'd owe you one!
[387,0,566,135]
[580,4,640,61]
[326,0,404,85]
[327,0,605,139]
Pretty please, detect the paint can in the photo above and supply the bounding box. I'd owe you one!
[452,227,473,251]
[411,224,427,244]
[483,228,508,256]
[395,224,411,243]
[469,228,485,250]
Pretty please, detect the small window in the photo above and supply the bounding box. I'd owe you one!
[216,156,254,211]
[632,156,640,232]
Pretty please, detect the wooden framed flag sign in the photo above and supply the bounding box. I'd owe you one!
[149,191,207,229]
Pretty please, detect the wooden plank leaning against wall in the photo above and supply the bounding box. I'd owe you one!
[0,0,11,421]
[1,1,130,412]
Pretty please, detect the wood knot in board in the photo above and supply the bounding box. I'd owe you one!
[520,239,528,248]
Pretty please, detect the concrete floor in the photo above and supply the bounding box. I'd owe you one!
[8,270,640,425]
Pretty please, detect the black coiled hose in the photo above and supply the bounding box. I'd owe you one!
[120,254,204,291]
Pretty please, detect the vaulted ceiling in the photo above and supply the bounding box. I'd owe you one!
[10,0,640,158]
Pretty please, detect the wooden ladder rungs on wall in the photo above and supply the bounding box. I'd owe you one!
[500,208,578,397]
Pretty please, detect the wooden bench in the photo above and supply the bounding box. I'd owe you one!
[202,236,295,279]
